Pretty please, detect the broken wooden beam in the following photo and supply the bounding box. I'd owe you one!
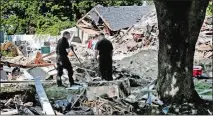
[4,98,13,106]
[42,51,56,59]
[0,60,54,68]
[0,80,55,83]
[82,20,92,27]
[115,26,134,43]
[34,77,55,115]
[70,88,86,109]
[0,109,19,115]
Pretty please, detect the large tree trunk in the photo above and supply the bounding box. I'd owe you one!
[154,1,209,104]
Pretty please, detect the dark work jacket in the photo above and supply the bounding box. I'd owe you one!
[95,38,113,57]
[56,37,69,57]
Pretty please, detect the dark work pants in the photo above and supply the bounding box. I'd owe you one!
[56,56,74,84]
[99,55,113,81]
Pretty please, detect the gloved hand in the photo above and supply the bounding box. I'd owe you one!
[70,46,74,51]
[92,58,97,63]
[93,56,98,62]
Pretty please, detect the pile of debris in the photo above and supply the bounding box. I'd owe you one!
[113,11,158,56]
[0,9,212,115]
[0,41,22,57]
[1,42,212,115]
[113,13,212,60]
[195,16,213,59]
[0,54,55,69]
[1,70,212,115]
[0,85,43,115]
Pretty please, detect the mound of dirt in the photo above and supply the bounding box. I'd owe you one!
[115,50,158,80]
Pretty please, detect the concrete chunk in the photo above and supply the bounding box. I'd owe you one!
[25,67,50,80]
[86,78,130,100]
[86,85,119,100]
[0,70,8,80]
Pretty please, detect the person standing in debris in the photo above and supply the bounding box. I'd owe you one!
[92,34,99,50]
[87,36,93,49]
[94,33,113,81]
[56,31,75,87]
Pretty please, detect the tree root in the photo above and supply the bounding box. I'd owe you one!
[191,90,205,104]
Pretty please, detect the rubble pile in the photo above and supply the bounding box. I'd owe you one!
[113,14,212,60]
[113,11,158,56]
[0,85,43,115]
[195,16,213,59]
[115,50,158,80]
[0,42,19,57]
[1,56,31,65]
[1,75,212,115]
[0,12,212,116]
[71,43,94,61]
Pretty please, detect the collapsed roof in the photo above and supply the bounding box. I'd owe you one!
[78,5,155,31]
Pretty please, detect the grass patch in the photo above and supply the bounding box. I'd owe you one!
[195,82,212,90]
[44,85,81,100]
[194,80,212,96]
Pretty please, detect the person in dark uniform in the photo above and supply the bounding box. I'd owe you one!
[56,31,74,87]
[94,33,113,81]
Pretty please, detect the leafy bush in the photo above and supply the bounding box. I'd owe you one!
[0,50,15,57]
[1,51,8,56]
[1,0,144,35]
[206,1,212,16]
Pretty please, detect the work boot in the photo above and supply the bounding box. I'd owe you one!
[56,76,63,86]
[68,80,74,87]
[69,82,82,88]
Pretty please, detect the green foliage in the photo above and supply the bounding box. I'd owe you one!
[1,0,75,35]
[0,51,8,56]
[1,0,145,35]
[206,1,212,16]
[0,50,13,57]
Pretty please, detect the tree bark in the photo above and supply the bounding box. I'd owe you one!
[153,1,209,104]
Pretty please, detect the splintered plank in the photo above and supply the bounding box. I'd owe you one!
[34,77,55,115]
[1,109,19,115]
[0,80,55,83]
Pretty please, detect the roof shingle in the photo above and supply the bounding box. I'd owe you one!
[89,5,154,31]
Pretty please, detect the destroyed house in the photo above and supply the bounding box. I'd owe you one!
[76,5,154,37]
